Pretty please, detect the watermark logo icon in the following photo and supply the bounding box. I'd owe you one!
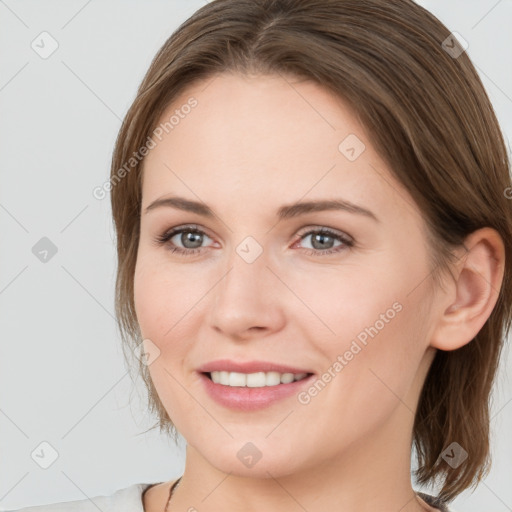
[236,236,263,264]
[32,237,58,263]
[31,31,59,59]
[442,32,468,59]
[339,134,366,161]
[31,441,59,469]
[237,442,262,468]
[135,338,161,366]
[440,442,468,469]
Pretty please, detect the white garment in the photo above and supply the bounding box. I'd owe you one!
[5,483,458,512]
[3,483,153,512]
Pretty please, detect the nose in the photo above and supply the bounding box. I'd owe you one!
[208,243,286,341]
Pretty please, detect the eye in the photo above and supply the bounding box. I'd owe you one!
[153,224,354,257]
[293,227,354,256]
[153,224,215,256]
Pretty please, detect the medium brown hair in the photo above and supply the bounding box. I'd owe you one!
[109,0,512,502]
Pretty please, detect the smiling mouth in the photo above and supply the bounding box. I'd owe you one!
[202,371,314,387]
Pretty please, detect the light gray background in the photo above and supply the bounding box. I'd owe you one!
[0,0,511,510]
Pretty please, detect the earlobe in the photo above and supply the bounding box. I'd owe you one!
[429,227,505,352]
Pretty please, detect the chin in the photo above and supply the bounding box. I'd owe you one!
[191,438,307,479]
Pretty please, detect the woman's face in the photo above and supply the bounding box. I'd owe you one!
[134,72,440,478]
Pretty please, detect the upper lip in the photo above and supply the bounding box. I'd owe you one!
[197,359,314,375]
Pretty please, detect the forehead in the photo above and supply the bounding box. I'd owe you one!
[146,71,363,170]
[141,72,420,226]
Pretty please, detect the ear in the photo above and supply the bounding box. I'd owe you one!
[430,227,505,351]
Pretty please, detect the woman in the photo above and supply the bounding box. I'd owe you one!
[10,0,511,511]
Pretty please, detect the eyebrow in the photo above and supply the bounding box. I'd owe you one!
[144,195,379,222]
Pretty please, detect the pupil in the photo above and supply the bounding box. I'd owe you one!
[312,233,333,250]
[183,231,202,249]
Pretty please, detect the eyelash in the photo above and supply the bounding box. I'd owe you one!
[153,223,354,257]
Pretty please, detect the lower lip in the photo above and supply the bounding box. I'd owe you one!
[198,372,314,411]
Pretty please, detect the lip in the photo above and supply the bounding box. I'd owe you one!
[196,359,315,411]
[198,372,315,411]
[197,359,313,374]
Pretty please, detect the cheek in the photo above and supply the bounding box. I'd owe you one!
[133,254,213,343]
[297,246,433,390]
[133,255,179,341]
[133,260,196,424]
[133,266,164,340]
[284,259,409,345]
[296,291,431,447]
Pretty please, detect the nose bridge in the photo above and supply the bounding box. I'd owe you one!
[209,234,281,335]
[219,235,270,302]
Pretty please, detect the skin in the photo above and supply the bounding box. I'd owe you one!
[135,72,505,512]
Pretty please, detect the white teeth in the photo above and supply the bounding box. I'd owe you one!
[209,371,309,387]
[280,373,295,384]
[229,371,246,387]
